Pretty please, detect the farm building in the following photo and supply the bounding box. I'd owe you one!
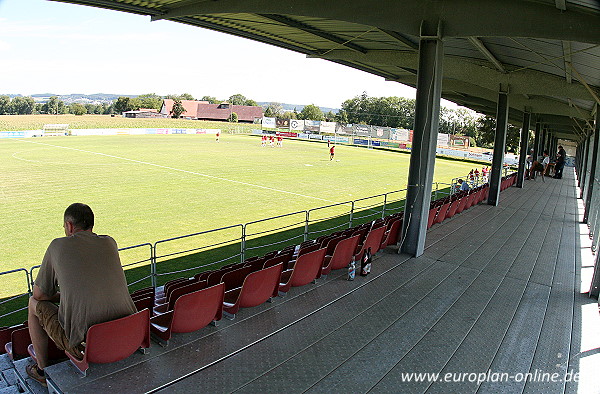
[160,99,263,122]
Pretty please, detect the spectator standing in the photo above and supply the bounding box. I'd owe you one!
[553,145,566,179]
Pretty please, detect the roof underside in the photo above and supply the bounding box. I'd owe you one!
[50,0,600,141]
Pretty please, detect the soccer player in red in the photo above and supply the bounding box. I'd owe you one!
[330,145,335,160]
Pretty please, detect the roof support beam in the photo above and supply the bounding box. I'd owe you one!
[570,64,600,106]
[468,37,506,73]
[258,14,368,53]
[379,29,418,50]
[147,0,600,44]
[310,49,594,101]
[562,41,573,83]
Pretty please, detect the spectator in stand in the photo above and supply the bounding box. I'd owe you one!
[525,149,534,179]
[26,203,137,387]
[553,145,566,179]
[530,150,550,182]
[457,179,470,191]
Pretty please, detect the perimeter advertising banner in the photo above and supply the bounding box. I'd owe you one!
[276,118,290,128]
[276,131,298,137]
[262,117,276,129]
[437,133,449,147]
[355,124,370,136]
[290,119,304,131]
[336,124,354,135]
[372,127,390,140]
[320,121,337,133]
[396,129,410,141]
[304,120,321,132]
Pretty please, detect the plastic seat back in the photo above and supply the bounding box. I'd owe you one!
[166,280,207,311]
[427,207,438,229]
[357,226,387,257]
[221,266,252,291]
[445,199,460,219]
[5,326,31,361]
[171,283,225,332]
[297,243,320,257]
[380,219,402,249]
[223,263,283,316]
[263,254,292,270]
[323,235,361,274]
[279,248,326,293]
[68,309,150,374]
[434,202,451,224]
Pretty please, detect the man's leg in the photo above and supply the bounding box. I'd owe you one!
[28,297,50,369]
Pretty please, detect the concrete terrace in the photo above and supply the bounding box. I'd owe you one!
[8,167,596,393]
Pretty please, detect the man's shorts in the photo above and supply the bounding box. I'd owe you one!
[35,301,84,360]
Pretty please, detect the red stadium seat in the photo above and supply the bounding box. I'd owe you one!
[434,202,451,224]
[279,248,327,294]
[321,235,361,277]
[263,254,292,270]
[222,263,283,319]
[27,341,67,366]
[133,296,154,312]
[154,280,207,315]
[356,226,387,257]
[4,325,31,361]
[150,283,225,345]
[221,266,253,291]
[427,207,438,229]
[455,195,469,214]
[380,218,403,249]
[445,199,461,219]
[67,309,150,376]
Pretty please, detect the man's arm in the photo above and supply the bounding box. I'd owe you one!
[32,285,60,303]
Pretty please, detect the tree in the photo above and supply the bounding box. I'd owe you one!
[324,111,336,122]
[475,115,521,152]
[137,93,162,110]
[263,102,284,117]
[298,104,324,121]
[339,93,415,128]
[113,97,134,114]
[228,93,248,106]
[228,112,239,122]
[245,99,258,107]
[42,96,63,115]
[280,111,297,120]
[200,95,219,104]
[70,103,87,116]
[179,93,195,100]
[10,96,35,115]
[171,99,185,118]
[0,96,10,114]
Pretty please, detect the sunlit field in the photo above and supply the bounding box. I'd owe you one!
[0,133,475,301]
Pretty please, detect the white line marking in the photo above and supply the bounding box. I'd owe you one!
[16,139,336,203]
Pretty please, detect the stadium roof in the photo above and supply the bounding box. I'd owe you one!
[50,0,599,140]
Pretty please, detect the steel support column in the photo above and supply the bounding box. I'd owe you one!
[487,91,509,206]
[401,21,443,257]
[516,112,530,188]
[584,113,600,222]
[579,137,588,189]
[581,134,592,198]
[533,121,541,160]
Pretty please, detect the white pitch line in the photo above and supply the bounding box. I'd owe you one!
[16,139,336,203]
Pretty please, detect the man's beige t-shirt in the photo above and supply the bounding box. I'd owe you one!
[35,231,137,348]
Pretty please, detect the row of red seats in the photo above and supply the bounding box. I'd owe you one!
[427,173,517,229]
[0,212,405,377]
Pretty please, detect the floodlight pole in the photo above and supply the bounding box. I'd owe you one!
[401,21,443,257]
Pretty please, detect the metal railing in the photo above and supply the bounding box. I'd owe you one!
[0,175,510,325]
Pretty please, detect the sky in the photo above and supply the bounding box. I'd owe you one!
[0,0,454,110]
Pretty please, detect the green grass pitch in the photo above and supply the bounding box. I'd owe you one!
[0,133,476,306]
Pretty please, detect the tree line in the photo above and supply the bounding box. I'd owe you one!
[0,91,526,151]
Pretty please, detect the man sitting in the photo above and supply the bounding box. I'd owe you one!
[26,203,137,387]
